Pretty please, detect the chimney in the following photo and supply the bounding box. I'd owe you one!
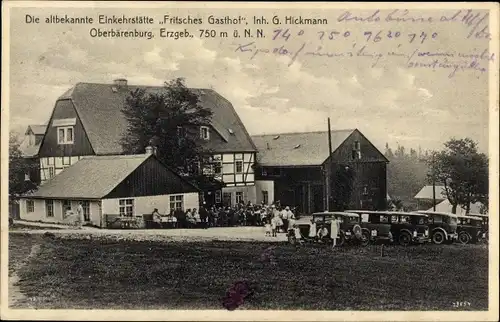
[145,146,153,155]
[113,78,128,87]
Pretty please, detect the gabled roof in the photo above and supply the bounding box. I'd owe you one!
[26,124,47,136]
[26,154,150,199]
[20,125,46,158]
[56,82,257,155]
[251,129,355,166]
[20,144,41,158]
[414,185,447,200]
[24,154,197,199]
[426,199,484,215]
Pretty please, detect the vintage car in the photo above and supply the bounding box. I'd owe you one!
[387,212,430,246]
[414,211,458,244]
[470,213,489,242]
[456,214,484,244]
[287,211,370,246]
[345,210,394,244]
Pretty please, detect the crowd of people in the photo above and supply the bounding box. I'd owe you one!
[150,201,297,232]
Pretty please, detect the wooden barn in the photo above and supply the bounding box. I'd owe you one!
[252,129,389,214]
[19,151,200,227]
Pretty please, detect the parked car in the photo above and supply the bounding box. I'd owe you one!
[414,211,458,244]
[385,212,430,246]
[470,213,489,243]
[287,211,369,246]
[456,214,484,244]
[345,210,394,244]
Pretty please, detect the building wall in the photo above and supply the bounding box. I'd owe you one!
[19,198,102,225]
[330,130,387,163]
[221,185,257,206]
[255,180,274,204]
[210,152,255,186]
[38,99,95,158]
[105,156,199,198]
[102,192,199,216]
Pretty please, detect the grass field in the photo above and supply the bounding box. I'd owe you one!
[9,233,488,310]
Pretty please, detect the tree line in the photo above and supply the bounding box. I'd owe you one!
[385,138,488,214]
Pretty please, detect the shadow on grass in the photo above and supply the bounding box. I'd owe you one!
[9,233,488,310]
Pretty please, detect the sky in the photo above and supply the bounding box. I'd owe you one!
[7,5,492,153]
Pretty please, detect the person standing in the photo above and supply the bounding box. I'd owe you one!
[331,216,341,249]
[76,202,85,229]
[281,206,289,232]
[200,206,208,229]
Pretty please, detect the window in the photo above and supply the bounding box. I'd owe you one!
[262,191,269,204]
[236,192,244,204]
[352,141,361,160]
[45,200,54,217]
[81,201,90,221]
[62,200,71,218]
[169,195,184,211]
[48,167,55,179]
[214,162,222,175]
[119,199,134,216]
[63,157,71,165]
[200,126,210,140]
[24,172,31,181]
[47,158,54,165]
[380,215,390,223]
[391,215,398,223]
[215,190,222,203]
[235,160,243,173]
[223,192,232,206]
[57,126,74,144]
[433,215,443,223]
[26,200,35,213]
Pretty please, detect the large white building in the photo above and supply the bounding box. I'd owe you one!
[35,79,258,207]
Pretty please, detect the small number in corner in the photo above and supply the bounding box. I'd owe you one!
[452,301,471,308]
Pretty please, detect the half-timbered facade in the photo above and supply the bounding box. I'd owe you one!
[36,79,258,206]
[252,129,389,214]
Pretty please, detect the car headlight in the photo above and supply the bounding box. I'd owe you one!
[425,229,429,236]
[413,231,417,237]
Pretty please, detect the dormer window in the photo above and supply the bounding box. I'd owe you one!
[200,126,210,140]
[57,126,74,145]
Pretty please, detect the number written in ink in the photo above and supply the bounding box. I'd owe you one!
[317,30,351,40]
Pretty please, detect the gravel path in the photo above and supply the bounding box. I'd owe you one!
[9,224,289,243]
[9,244,41,308]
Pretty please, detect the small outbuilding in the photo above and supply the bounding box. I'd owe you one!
[19,152,200,227]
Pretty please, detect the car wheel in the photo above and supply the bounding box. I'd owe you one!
[399,232,412,246]
[360,230,370,247]
[432,231,446,245]
[458,231,471,245]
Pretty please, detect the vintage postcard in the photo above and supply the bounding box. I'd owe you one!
[1,1,498,321]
